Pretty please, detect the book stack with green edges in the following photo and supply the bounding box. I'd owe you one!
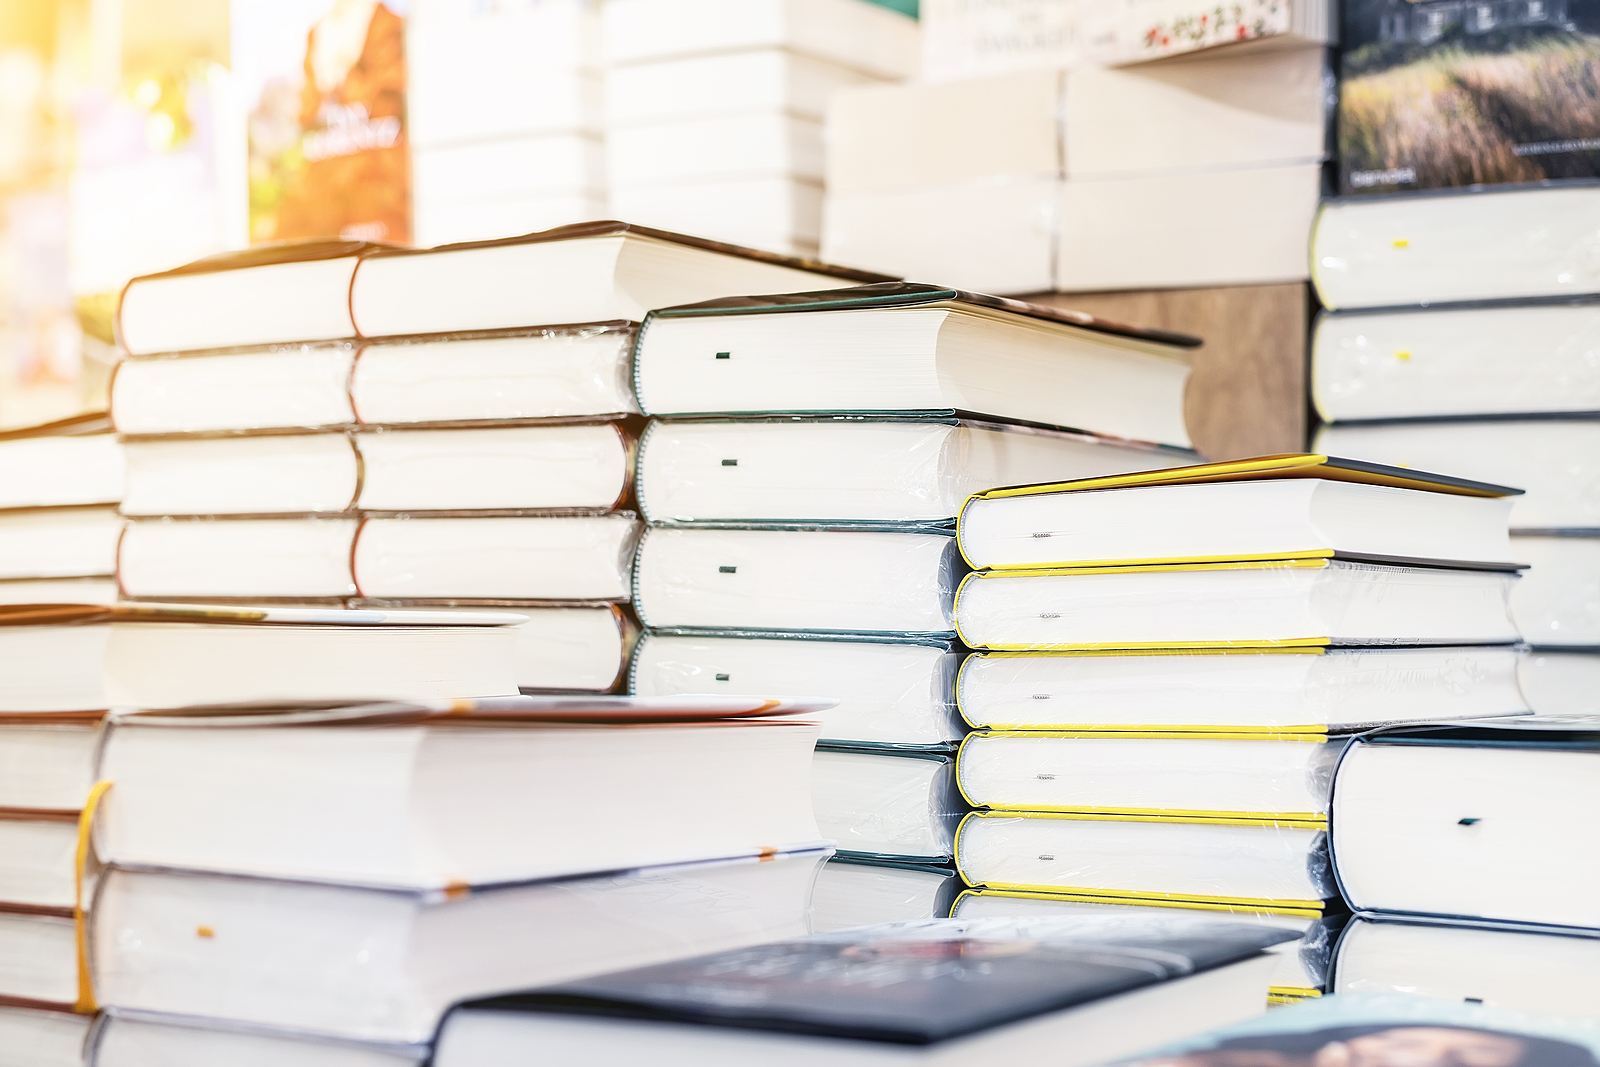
[623,281,1201,927]
[943,454,1529,1006]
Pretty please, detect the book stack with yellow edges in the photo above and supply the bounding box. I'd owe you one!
[0,417,124,1061]
[110,224,880,693]
[622,281,1201,928]
[943,454,1530,1005]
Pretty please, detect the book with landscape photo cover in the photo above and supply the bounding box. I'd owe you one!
[1339,0,1600,194]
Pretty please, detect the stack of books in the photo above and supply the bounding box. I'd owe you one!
[407,0,606,246]
[824,18,1328,294]
[1328,715,1600,1017]
[602,0,918,256]
[1311,186,1600,715]
[942,454,1527,1005]
[0,418,124,1062]
[112,224,878,692]
[623,280,1200,928]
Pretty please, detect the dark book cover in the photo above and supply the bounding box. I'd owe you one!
[460,917,1294,1046]
[1339,0,1600,194]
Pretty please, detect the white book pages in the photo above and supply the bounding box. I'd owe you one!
[629,633,960,745]
[1312,186,1600,311]
[1518,651,1600,715]
[0,912,75,1004]
[351,329,638,425]
[811,749,962,860]
[608,113,823,186]
[1312,304,1600,422]
[957,647,1527,732]
[113,346,357,435]
[824,177,1059,295]
[120,434,359,518]
[1064,46,1327,179]
[0,624,110,713]
[1334,919,1600,1019]
[610,177,822,256]
[0,433,122,509]
[0,723,99,810]
[96,1013,427,1067]
[956,814,1330,904]
[0,577,117,605]
[354,514,640,602]
[1333,742,1600,927]
[410,193,608,249]
[403,606,634,693]
[1315,420,1600,528]
[118,518,359,600]
[608,50,879,126]
[0,508,120,579]
[0,817,76,907]
[809,861,955,931]
[1057,164,1320,291]
[1509,536,1600,646]
[633,527,957,635]
[604,0,918,79]
[0,1006,89,1067]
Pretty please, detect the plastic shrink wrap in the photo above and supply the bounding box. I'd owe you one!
[629,631,964,745]
[811,747,968,863]
[809,858,961,932]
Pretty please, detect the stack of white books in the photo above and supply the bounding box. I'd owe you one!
[603,0,918,256]
[407,0,606,247]
[825,14,1327,294]
[623,279,1198,928]
[1311,187,1600,713]
[112,225,874,693]
[943,453,1527,1005]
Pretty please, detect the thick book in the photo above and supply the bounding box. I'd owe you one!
[0,721,99,811]
[99,695,827,888]
[93,1009,426,1067]
[1331,714,1600,931]
[1520,650,1600,715]
[0,811,76,909]
[1337,0,1600,196]
[0,603,522,713]
[0,1003,89,1067]
[1510,534,1600,647]
[1311,187,1600,311]
[0,508,120,582]
[633,526,959,637]
[434,916,1293,1065]
[1332,915,1600,1018]
[632,282,1199,448]
[1312,303,1600,422]
[1314,418,1600,528]
[956,647,1527,735]
[812,747,966,864]
[117,223,886,357]
[638,417,1188,526]
[957,453,1522,571]
[954,560,1521,652]
[92,848,827,1044]
[811,857,961,932]
[0,908,75,1007]
[957,733,1344,825]
[956,812,1334,910]
[629,631,965,747]
[952,890,1341,1001]
[0,413,122,511]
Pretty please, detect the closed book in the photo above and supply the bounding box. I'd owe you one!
[0,414,122,510]
[812,747,966,864]
[633,283,1197,448]
[952,890,1340,1000]
[640,417,1185,526]
[633,526,959,637]
[0,909,76,1007]
[0,722,100,811]
[0,1004,88,1067]
[435,916,1293,1065]
[1332,917,1600,1019]
[93,1010,426,1067]
[629,632,964,746]
[112,343,358,435]
[956,453,1521,571]
[810,858,961,932]
[92,848,827,1043]
[1312,303,1600,422]
[0,578,117,607]
[1313,419,1600,528]
[1312,187,1600,311]
[120,433,359,518]
[1509,535,1600,646]
[954,560,1521,652]
[956,647,1527,735]
[1519,650,1600,715]
[0,509,120,581]
[0,812,76,909]
[1331,714,1600,930]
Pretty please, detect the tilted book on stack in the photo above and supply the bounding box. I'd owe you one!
[943,453,1527,1005]
[624,280,1200,928]
[1309,186,1600,716]
[112,223,886,693]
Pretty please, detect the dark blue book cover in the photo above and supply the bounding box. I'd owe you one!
[460,916,1295,1046]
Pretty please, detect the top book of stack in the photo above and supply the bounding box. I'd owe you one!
[116,223,890,357]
